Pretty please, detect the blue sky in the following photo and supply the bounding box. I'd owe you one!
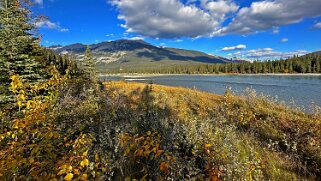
[34,0,321,59]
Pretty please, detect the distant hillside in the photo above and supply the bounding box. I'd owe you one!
[306,51,321,56]
[50,40,234,72]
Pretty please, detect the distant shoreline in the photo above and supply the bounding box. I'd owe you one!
[99,73,321,77]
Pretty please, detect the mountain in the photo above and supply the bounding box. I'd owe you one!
[307,51,321,56]
[50,40,234,72]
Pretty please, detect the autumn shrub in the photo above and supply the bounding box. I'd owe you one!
[218,87,321,179]
[103,85,265,180]
[0,68,112,181]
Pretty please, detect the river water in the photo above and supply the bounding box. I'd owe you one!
[101,74,321,111]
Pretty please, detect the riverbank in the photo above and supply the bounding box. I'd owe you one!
[99,73,321,77]
[101,74,321,111]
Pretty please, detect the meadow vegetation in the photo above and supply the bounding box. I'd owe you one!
[1,0,320,180]
[1,73,320,180]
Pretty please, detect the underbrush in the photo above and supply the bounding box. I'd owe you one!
[0,78,320,180]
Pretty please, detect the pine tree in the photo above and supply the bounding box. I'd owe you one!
[83,46,96,81]
[316,59,321,73]
[0,0,44,107]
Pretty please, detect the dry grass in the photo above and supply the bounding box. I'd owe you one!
[104,81,221,120]
[105,81,321,180]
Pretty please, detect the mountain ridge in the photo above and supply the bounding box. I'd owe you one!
[49,40,236,72]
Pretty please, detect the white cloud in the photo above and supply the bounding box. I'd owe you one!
[227,48,308,59]
[313,22,321,29]
[35,19,69,32]
[245,48,307,59]
[201,0,239,22]
[214,0,321,36]
[35,19,57,29]
[129,36,145,40]
[112,0,321,38]
[34,0,43,5]
[281,38,288,43]
[272,27,280,34]
[105,34,115,37]
[59,28,69,32]
[111,0,237,38]
[169,39,183,43]
[234,51,242,55]
[222,44,246,51]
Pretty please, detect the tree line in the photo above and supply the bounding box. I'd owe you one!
[108,54,321,74]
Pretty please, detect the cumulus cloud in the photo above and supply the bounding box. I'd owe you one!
[35,19,69,32]
[281,38,288,43]
[201,0,239,22]
[214,0,321,36]
[111,0,238,38]
[313,22,321,29]
[245,48,307,59]
[222,44,246,51]
[227,48,308,60]
[35,19,57,29]
[112,0,321,38]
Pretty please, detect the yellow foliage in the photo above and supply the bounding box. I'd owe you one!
[57,169,66,176]
[80,159,89,168]
[64,173,73,181]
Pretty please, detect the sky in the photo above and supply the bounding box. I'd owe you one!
[33,0,321,59]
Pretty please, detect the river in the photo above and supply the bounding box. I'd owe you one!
[101,74,321,111]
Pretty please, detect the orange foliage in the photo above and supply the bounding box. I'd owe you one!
[104,81,220,120]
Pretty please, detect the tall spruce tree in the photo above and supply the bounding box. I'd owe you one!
[0,0,44,107]
[83,46,96,80]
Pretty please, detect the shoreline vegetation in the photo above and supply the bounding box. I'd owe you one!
[103,81,321,180]
[100,73,321,77]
